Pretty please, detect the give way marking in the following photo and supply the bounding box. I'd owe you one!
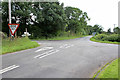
[34,49,59,59]
[35,47,53,52]
[0,65,20,74]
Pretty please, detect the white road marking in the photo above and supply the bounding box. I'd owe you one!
[60,44,74,49]
[34,49,59,58]
[60,44,68,48]
[0,65,19,74]
[65,46,71,48]
[35,47,53,52]
[38,43,42,44]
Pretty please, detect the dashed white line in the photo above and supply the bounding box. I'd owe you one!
[60,44,74,49]
[0,65,20,74]
[60,44,68,48]
[34,49,59,59]
[35,47,53,52]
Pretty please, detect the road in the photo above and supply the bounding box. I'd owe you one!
[1,36,118,78]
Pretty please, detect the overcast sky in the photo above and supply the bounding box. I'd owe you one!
[59,0,119,31]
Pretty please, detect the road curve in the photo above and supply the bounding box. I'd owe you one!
[1,36,118,78]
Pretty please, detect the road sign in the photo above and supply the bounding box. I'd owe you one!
[8,24,19,35]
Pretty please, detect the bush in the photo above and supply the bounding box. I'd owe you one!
[106,34,119,42]
[93,34,120,42]
[93,34,108,41]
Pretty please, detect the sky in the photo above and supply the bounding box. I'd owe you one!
[59,0,119,31]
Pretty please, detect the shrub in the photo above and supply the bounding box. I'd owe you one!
[93,34,120,42]
[106,34,119,42]
[93,34,108,41]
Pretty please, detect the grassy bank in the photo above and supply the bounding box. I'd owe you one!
[94,58,119,78]
[31,35,88,40]
[90,37,120,44]
[2,37,40,54]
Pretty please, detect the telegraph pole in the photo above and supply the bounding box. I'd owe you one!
[9,0,11,37]
[113,24,116,28]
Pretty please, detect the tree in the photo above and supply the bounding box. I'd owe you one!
[92,24,103,34]
[65,7,90,35]
[32,2,67,38]
[107,28,111,34]
[2,2,33,36]
[113,27,120,34]
[2,1,97,38]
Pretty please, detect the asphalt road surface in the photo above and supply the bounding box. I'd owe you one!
[1,36,118,78]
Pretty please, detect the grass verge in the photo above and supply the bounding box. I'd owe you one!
[2,37,40,55]
[93,58,119,78]
[31,35,88,41]
[90,37,120,45]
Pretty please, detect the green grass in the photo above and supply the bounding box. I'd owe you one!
[96,59,119,78]
[1,37,40,54]
[32,35,88,40]
[90,37,120,45]
[93,58,120,79]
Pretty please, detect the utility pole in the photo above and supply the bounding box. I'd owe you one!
[9,0,11,37]
[113,24,116,28]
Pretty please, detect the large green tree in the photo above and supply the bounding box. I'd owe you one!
[92,24,103,34]
[2,2,101,38]
[2,2,33,36]
[31,2,67,38]
[65,7,90,35]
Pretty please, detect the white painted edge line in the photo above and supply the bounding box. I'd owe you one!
[34,49,59,59]
[0,65,20,74]
[35,47,53,52]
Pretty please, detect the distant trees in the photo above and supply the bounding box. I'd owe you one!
[107,28,112,34]
[2,2,103,38]
[92,24,103,34]
[113,27,120,34]
[65,7,91,35]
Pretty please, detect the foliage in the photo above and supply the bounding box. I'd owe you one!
[2,37,39,54]
[90,37,120,44]
[107,28,112,34]
[65,7,92,35]
[92,24,103,34]
[93,34,120,42]
[2,2,103,39]
[31,35,88,40]
[113,27,120,34]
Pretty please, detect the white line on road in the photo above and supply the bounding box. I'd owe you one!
[34,49,59,59]
[0,65,19,74]
[59,44,68,48]
[60,44,74,49]
[35,47,53,52]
